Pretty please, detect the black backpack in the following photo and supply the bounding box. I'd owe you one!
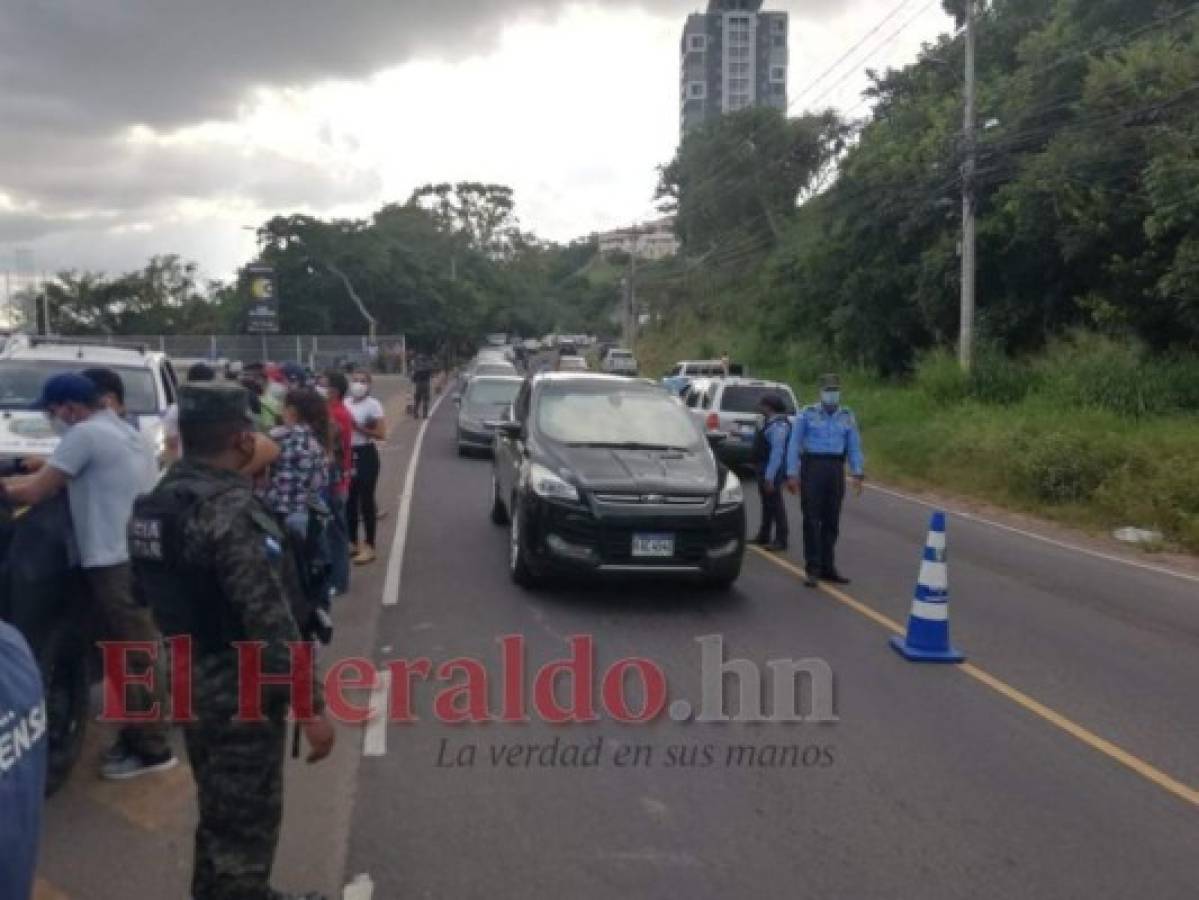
[753,416,791,473]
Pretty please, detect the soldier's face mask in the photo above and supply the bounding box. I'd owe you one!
[821,390,841,408]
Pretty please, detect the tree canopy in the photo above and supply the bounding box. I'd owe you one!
[28,187,624,353]
[648,0,1199,373]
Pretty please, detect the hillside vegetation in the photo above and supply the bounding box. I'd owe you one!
[635,0,1199,552]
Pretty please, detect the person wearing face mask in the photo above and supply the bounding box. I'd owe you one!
[346,371,387,565]
[128,383,335,900]
[784,374,865,588]
[81,366,165,466]
[0,373,173,779]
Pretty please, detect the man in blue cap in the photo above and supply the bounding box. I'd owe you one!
[0,372,174,779]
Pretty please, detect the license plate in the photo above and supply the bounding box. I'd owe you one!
[739,424,756,435]
[632,533,675,558]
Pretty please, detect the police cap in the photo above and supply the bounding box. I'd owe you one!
[178,384,255,428]
[820,373,841,390]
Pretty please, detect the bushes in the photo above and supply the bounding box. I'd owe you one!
[1007,430,1133,505]
[911,334,1199,416]
[914,346,1035,406]
[1035,333,1199,417]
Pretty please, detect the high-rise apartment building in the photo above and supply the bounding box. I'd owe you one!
[680,0,789,137]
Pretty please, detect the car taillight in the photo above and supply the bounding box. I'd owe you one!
[706,412,720,432]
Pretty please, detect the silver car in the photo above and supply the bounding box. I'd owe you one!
[682,377,799,468]
[456,375,524,455]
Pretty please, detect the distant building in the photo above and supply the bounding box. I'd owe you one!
[596,219,680,261]
[680,0,789,137]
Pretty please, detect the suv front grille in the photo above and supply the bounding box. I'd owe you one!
[593,493,710,508]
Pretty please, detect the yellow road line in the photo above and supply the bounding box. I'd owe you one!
[749,546,1199,808]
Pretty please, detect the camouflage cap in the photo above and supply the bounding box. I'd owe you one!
[820,373,841,390]
[178,383,255,427]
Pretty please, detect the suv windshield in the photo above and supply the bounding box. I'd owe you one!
[720,385,796,414]
[537,382,702,449]
[0,360,159,414]
[466,379,521,407]
[475,363,516,376]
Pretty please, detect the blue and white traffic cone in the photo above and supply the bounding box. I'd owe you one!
[889,511,964,663]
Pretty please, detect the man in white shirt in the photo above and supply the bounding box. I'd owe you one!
[0,373,175,780]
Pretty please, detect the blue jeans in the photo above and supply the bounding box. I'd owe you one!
[328,494,351,594]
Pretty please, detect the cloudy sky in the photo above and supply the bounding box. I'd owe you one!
[0,0,952,283]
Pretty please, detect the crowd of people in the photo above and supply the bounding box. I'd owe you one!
[0,357,409,900]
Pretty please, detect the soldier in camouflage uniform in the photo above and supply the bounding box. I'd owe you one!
[129,383,335,900]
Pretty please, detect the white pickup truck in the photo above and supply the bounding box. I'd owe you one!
[600,348,639,376]
[0,336,180,464]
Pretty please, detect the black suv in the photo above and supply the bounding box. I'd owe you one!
[489,374,745,588]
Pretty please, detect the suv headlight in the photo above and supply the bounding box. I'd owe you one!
[528,463,580,503]
[718,470,743,508]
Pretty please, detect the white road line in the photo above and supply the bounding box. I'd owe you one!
[342,873,375,900]
[362,669,391,758]
[867,483,1199,585]
[382,390,449,607]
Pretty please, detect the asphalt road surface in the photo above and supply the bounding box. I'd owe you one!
[345,393,1199,899]
[35,376,1199,899]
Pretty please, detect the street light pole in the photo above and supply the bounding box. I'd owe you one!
[959,0,978,372]
[323,261,378,345]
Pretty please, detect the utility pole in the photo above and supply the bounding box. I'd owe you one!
[623,225,639,348]
[959,0,977,372]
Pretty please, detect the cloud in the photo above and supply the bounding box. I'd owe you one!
[0,1,949,276]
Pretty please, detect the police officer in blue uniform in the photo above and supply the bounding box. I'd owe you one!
[750,393,792,551]
[785,374,865,587]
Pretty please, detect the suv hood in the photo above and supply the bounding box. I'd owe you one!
[550,444,716,495]
[0,411,58,458]
[0,410,165,461]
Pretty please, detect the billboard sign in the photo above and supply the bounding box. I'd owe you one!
[245,265,279,334]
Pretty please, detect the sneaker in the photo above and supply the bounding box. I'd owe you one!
[353,546,377,565]
[100,747,179,781]
[101,734,128,764]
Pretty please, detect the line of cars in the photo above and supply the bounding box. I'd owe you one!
[454,349,800,593]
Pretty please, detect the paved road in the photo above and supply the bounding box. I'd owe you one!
[345,395,1199,899]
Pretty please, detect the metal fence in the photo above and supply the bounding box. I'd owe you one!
[80,333,408,373]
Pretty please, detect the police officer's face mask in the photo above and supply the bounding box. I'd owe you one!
[821,390,841,408]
